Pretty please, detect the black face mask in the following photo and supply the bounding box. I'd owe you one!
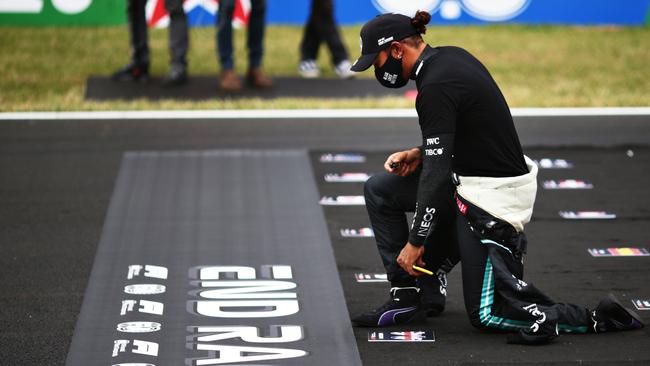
[374,53,409,88]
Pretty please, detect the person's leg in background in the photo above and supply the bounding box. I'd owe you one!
[298,0,322,78]
[163,0,189,85]
[216,0,242,91]
[311,0,353,78]
[352,170,458,326]
[246,0,273,87]
[112,0,150,81]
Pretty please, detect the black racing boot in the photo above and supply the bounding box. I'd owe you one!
[352,287,423,327]
[591,294,644,333]
[111,62,149,82]
[418,270,447,317]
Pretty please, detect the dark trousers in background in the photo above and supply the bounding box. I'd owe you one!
[217,0,266,70]
[300,0,349,64]
[127,0,188,68]
[363,170,459,288]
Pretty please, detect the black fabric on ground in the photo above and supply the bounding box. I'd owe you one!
[0,117,649,365]
[84,76,412,100]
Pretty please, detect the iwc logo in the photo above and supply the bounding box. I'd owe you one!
[372,0,531,21]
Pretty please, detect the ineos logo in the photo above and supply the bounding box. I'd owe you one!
[372,0,531,21]
[0,0,92,14]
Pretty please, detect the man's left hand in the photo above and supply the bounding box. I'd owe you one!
[397,243,425,276]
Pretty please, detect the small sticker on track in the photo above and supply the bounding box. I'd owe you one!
[534,159,573,169]
[368,330,435,342]
[341,228,374,238]
[559,211,616,220]
[543,180,593,189]
[319,153,366,163]
[354,273,388,283]
[319,196,366,206]
[324,173,371,183]
[632,299,650,310]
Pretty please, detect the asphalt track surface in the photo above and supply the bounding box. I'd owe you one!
[85,76,410,101]
[1,114,649,365]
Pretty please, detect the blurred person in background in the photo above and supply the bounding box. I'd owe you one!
[217,0,272,91]
[298,0,353,79]
[112,0,189,86]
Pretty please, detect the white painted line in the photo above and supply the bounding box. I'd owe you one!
[1,107,649,121]
[512,107,650,117]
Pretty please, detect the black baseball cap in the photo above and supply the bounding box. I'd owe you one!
[350,13,419,72]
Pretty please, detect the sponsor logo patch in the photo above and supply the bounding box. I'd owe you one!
[354,273,388,283]
[382,72,398,85]
[319,196,366,206]
[319,153,366,163]
[416,207,436,237]
[534,158,573,169]
[588,247,649,257]
[341,227,375,238]
[377,36,394,46]
[368,330,435,342]
[543,180,593,189]
[632,299,650,311]
[559,211,616,220]
[324,173,371,183]
[456,196,467,215]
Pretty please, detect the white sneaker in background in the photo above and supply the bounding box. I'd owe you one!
[335,60,354,79]
[298,60,320,78]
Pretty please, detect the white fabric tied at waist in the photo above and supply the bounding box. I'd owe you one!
[455,155,538,232]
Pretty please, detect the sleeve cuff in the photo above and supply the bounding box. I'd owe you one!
[407,232,426,247]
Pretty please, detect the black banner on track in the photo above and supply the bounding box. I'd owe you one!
[65,150,361,366]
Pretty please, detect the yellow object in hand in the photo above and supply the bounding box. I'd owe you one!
[412,265,433,276]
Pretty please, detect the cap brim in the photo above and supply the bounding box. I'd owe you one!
[350,53,378,72]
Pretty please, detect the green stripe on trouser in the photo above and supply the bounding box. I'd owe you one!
[480,257,589,333]
[480,257,533,330]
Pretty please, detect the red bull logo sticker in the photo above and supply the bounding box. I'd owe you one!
[588,247,649,257]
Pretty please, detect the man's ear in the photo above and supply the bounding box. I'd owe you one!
[389,41,403,59]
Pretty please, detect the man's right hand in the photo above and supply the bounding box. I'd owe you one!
[384,148,422,177]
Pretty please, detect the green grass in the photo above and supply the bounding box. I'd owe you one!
[0,24,649,111]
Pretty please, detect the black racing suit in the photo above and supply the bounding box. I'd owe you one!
[364,45,592,333]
